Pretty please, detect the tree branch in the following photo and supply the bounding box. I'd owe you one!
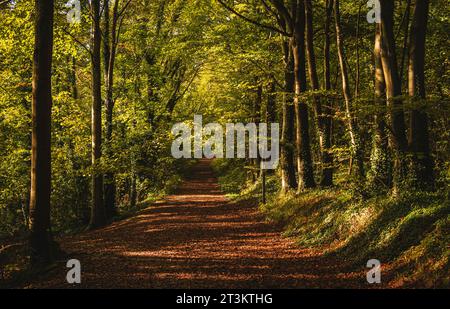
[217,0,290,36]
[61,27,93,57]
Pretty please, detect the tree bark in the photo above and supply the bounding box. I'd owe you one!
[399,0,411,87]
[379,0,408,191]
[254,79,262,178]
[370,23,391,187]
[407,0,434,189]
[29,0,54,264]
[89,0,106,229]
[305,0,333,186]
[266,77,277,123]
[104,0,120,219]
[280,37,298,191]
[334,0,365,180]
[321,0,334,187]
[292,0,315,190]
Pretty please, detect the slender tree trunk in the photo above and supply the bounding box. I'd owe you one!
[379,0,408,192]
[334,0,365,180]
[103,0,110,82]
[408,0,434,189]
[320,0,334,187]
[130,174,137,208]
[292,0,315,190]
[280,38,298,191]
[254,79,262,177]
[70,56,78,99]
[370,24,391,187]
[29,0,54,264]
[305,0,333,186]
[104,0,120,219]
[264,78,277,176]
[355,2,362,98]
[399,0,411,87]
[266,77,277,123]
[89,0,106,229]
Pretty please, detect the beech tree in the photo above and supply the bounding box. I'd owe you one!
[29,0,54,263]
[407,0,434,189]
[379,0,408,191]
[369,23,390,187]
[280,33,297,191]
[89,0,106,229]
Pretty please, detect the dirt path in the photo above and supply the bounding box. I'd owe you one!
[25,159,367,288]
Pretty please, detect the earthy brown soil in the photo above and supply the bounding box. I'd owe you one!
[22,159,370,288]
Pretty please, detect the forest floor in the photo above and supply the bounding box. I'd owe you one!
[17,159,376,288]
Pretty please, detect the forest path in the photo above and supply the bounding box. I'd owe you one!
[25,159,367,288]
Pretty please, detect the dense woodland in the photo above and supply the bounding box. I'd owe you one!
[0,0,449,287]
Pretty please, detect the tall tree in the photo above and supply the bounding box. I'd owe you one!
[103,0,123,219]
[321,0,334,187]
[305,0,333,186]
[379,0,408,192]
[280,34,298,191]
[89,0,106,229]
[369,23,391,187]
[290,0,316,189]
[29,0,54,263]
[407,0,434,189]
[334,0,365,180]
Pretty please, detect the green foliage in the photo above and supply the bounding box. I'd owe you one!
[259,189,449,287]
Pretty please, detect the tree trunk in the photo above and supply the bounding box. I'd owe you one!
[399,0,412,87]
[320,0,334,187]
[280,38,298,191]
[379,0,408,191]
[370,24,391,187]
[305,0,333,186]
[264,78,277,176]
[104,0,120,219]
[334,0,365,180]
[254,79,262,178]
[130,174,137,208]
[70,56,78,99]
[266,77,277,123]
[89,0,106,229]
[407,0,434,189]
[292,0,315,190]
[103,0,110,84]
[29,0,54,264]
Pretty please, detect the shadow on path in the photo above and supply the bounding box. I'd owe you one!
[25,159,368,288]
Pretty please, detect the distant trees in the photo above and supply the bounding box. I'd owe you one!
[29,0,54,263]
[334,0,364,180]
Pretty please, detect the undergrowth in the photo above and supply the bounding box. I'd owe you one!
[212,158,450,288]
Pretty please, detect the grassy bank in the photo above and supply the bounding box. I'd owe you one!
[212,158,450,288]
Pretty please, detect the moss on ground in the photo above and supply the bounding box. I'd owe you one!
[212,159,450,288]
